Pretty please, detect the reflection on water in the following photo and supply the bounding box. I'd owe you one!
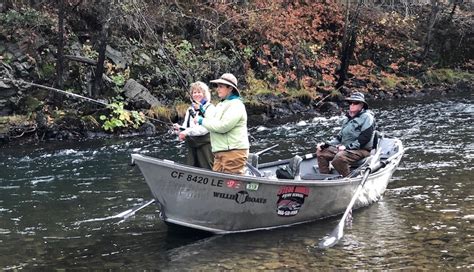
[0,91,472,270]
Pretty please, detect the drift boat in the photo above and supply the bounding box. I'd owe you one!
[131,136,403,234]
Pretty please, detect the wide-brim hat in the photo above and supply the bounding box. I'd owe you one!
[210,73,240,94]
[345,92,369,108]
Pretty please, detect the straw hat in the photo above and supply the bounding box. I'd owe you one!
[210,73,239,94]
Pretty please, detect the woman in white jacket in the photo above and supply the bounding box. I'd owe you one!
[173,81,215,169]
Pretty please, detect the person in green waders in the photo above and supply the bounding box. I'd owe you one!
[194,73,250,174]
[173,81,215,170]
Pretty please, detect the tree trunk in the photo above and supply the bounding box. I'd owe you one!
[56,0,65,90]
[91,19,109,98]
[422,0,440,60]
[449,0,458,21]
[335,0,362,92]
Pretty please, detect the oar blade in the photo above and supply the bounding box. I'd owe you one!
[318,224,343,249]
[318,236,338,249]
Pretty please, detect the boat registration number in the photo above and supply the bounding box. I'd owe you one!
[170,171,224,187]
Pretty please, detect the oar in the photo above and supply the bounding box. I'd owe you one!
[246,144,280,177]
[245,161,264,177]
[254,144,279,156]
[118,199,156,221]
[75,199,156,225]
[318,146,382,249]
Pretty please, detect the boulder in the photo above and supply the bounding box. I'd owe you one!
[106,45,127,69]
[123,79,161,107]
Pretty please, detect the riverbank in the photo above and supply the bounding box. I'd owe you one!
[1,1,473,145]
[1,80,471,146]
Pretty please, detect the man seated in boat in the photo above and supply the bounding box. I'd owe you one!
[194,73,250,175]
[316,92,376,177]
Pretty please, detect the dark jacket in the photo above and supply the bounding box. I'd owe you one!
[329,109,375,150]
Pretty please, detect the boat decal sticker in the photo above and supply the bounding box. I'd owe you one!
[246,182,259,191]
[213,190,267,204]
[170,171,224,187]
[276,186,309,217]
[226,179,242,189]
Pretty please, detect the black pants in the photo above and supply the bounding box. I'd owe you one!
[186,134,214,170]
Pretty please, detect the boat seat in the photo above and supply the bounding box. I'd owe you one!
[247,153,259,168]
[276,155,303,179]
[301,173,341,180]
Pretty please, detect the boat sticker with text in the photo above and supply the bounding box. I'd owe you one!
[276,186,309,217]
[226,179,242,189]
[213,190,267,204]
[246,182,259,191]
[170,171,224,187]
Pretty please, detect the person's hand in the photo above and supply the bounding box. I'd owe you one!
[178,131,187,141]
[337,145,346,151]
[192,102,199,110]
[317,142,330,151]
[194,115,203,125]
[172,123,180,132]
[316,142,325,151]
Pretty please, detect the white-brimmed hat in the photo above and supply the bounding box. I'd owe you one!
[345,92,369,109]
[210,73,239,94]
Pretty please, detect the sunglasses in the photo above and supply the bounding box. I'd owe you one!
[349,101,361,105]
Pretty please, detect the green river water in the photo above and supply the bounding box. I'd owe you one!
[0,91,472,270]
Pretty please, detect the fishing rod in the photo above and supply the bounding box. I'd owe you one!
[0,77,175,128]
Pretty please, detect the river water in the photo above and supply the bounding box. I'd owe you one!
[0,91,472,270]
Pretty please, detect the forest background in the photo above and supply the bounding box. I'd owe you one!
[0,0,472,143]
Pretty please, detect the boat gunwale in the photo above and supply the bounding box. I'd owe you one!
[131,141,403,187]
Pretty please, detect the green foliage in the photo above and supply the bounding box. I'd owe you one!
[82,44,99,59]
[81,115,100,128]
[110,73,126,86]
[146,105,172,121]
[243,46,254,60]
[99,102,145,132]
[22,96,43,112]
[175,40,194,64]
[381,76,398,89]
[246,70,273,96]
[287,88,315,105]
[40,63,55,79]
[0,8,49,29]
[174,102,189,119]
[424,69,474,84]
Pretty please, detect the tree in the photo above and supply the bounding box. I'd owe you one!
[422,0,440,60]
[56,0,65,89]
[335,0,363,92]
[91,2,113,98]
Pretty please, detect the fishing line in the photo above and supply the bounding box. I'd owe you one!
[131,2,189,90]
[0,77,175,128]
